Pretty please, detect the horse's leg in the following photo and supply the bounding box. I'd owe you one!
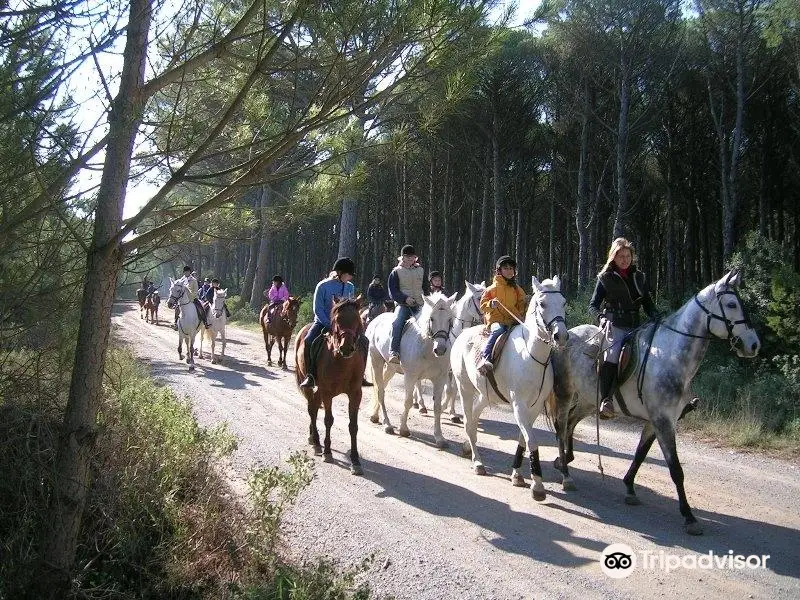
[398,373,417,438]
[266,333,274,366]
[622,422,656,505]
[348,388,363,475]
[510,396,545,501]
[369,355,395,433]
[278,335,286,368]
[187,333,196,371]
[322,394,334,463]
[430,377,447,449]
[199,327,205,360]
[414,382,427,413]
[446,372,462,423]
[307,390,323,455]
[651,415,701,535]
[177,330,184,361]
[553,396,578,491]
[210,329,217,364]
[220,326,226,359]
[462,387,489,474]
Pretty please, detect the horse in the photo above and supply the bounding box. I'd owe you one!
[413,280,487,422]
[360,300,395,329]
[136,287,148,319]
[449,276,568,500]
[200,288,227,364]
[547,268,760,534]
[294,298,366,475]
[366,291,458,449]
[144,291,160,324]
[260,296,301,367]
[166,278,202,372]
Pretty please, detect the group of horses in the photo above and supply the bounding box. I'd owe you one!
[136,286,161,324]
[289,269,759,536]
[160,269,760,535]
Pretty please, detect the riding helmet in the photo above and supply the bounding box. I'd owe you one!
[428,270,442,281]
[495,255,516,270]
[401,244,416,257]
[183,265,192,273]
[332,257,355,275]
[272,275,283,283]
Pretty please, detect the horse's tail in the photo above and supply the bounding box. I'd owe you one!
[543,391,558,433]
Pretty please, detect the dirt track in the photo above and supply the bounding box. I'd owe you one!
[113,301,800,600]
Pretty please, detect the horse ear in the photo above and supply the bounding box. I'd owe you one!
[423,295,435,308]
[355,294,363,304]
[332,295,340,304]
[531,276,543,293]
[169,277,174,285]
[222,288,228,294]
[466,280,477,294]
[725,268,742,288]
[480,280,486,287]
[447,292,458,305]
[552,275,561,290]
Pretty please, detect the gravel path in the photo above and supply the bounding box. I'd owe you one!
[113,302,800,600]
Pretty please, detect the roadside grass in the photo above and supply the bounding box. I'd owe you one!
[0,346,376,599]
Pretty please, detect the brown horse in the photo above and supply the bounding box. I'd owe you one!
[260,296,301,367]
[136,287,148,318]
[144,292,160,324]
[294,298,366,475]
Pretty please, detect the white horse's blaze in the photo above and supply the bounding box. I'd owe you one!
[366,291,457,448]
[450,276,568,499]
[201,288,227,363]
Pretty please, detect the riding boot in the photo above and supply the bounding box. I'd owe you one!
[224,303,231,318]
[299,339,316,389]
[598,361,618,420]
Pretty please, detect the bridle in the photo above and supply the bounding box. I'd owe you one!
[329,305,362,358]
[281,300,300,327]
[211,293,226,318]
[168,283,190,309]
[529,290,567,348]
[454,294,483,331]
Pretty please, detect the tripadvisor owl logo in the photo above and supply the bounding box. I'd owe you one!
[601,543,636,578]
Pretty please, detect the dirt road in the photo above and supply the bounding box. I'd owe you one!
[113,302,800,600]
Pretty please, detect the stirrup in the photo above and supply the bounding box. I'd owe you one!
[388,351,401,364]
[599,398,616,420]
[477,358,493,376]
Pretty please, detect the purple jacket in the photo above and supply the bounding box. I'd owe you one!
[267,284,290,303]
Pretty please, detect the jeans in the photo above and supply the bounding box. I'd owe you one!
[602,324,631,364]
[482,322,508,359]
[391,305,418,353]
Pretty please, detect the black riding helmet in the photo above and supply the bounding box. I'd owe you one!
[495,255,516,270]
[332,257,355,275]
[428,270,442,281]
[272,275,283,283]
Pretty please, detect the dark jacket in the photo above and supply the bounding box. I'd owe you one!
[589,264,657,328]
[202,286,217,303]
[367,282,388,305]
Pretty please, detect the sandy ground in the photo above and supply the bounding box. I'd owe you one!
[113,301,800,600]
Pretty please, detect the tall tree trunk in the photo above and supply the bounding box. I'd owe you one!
[491,110,505,258]
[37,0,151,594]
[576,79,592,290]
[250,185,272,311]
[428,155,436,265]
[476,147,491,282]
[441,154,451,284]
[613,57,631,238]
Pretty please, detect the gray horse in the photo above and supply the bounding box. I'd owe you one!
[548,269,760,535]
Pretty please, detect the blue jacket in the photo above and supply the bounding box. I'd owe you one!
[313,277,355,327]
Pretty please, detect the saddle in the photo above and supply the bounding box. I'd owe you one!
[267,304,283,323]
[472,327,514,368]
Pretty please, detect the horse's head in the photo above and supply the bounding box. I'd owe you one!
[702,268,760,357]
[329,297,363,359]
[528,275,569,350]
[212,288,227,317]
[167,278,186,309]
[420,292,458,356]
[283,296,301,325]
[456,280,487,329]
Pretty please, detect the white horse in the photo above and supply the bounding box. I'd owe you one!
[200,288,227,364]
[366,291,458,448]
[414,280,487,422]
[167,278,201,372]
[450,276,569,500]
[548,268,760,534]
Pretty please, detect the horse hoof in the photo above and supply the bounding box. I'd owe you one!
[450,416,463,424]
[211,358,217,364]
[553,457,563,470]
[398,428,411,438]
[685,521,703,536]
[384,426,395,435]
[562,478,577,492]
[532,488,547,502]
[461,444,470,458]
[512,474,527,487]
[625,494,641,506]
[418,407,428,415]
[188,365,195,372]
[412,402,419,409]
[351,464,363,476]
[313,445,323,456]
[370,415,380,424]
[435,438,448,450]
[267,361,272,366]
[474,464,487,476]
[323,453,334,463]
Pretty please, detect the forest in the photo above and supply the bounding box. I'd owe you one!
[1,0,799,597]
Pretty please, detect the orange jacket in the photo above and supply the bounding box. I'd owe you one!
[480,275,526,327]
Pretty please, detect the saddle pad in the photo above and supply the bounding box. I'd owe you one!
[472,328,513,366]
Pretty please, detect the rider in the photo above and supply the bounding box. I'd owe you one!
[147,281,156,296]
[200,277,212,299]
[367,275,388,309]
[477,256,526,375]
[427,270,447,295]
[589,237,659,419]
[266,275,290,322]
[202,278,231,318]
[175,266,210,329]
[387,245,425,364]
[299,257,357,389]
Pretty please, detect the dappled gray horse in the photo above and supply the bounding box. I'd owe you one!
[548,269,760,534]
